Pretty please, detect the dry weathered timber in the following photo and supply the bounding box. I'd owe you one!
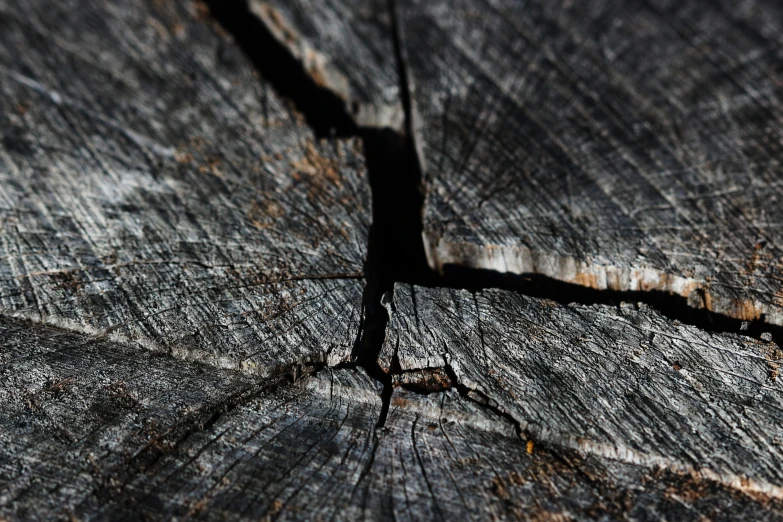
[383,283,783,506]
[249,0,783,325]
[3,339,769,522]
[5,0,783,519]
[0,316,270,520]
[2,307,780,519]
[404,0,783,324]
[244,0,402,130]
[0,0,370,375]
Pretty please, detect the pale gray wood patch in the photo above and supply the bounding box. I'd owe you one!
[246,0,403,130]
[384,283,783,501]
[0,0,371,376]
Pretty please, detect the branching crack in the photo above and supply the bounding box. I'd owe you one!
[202,0,783,435]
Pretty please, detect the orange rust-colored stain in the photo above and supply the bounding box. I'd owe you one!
[573,272,599,289]
[305,49,329,88]
[731,299,764,321]
[308,64,328,88]
[700,287,714,312]
[247,198,286,229]
[260,3,298,45]
[291,142,344,201]
[391,396,409,408]
[760,343,783,383]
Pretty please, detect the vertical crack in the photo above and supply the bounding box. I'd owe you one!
[202,0,783,434]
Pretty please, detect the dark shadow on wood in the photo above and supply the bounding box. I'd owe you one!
[204,0,357,138]
[433,265,783,347]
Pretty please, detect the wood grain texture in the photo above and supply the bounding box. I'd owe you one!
[5,327,772,522]
[246,0,402,130]
[0,315,264,520]
[0,0,371,376]
[404,0,783,324]
[383,283,783,502]
[250,0,783,324]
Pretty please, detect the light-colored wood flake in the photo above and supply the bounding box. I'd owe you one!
[249,0,783,325]
[405,0,783,324]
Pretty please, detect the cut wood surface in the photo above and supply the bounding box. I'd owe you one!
[3,0,783,519]
[4,318,777,521]
[383,283,783,501]
[248,0,783,325]
[71,369,783,521]
[409,0,783,325]
[0,315,263,519]
[0,0,370,376]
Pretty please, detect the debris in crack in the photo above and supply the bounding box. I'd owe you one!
[392,367,452,393]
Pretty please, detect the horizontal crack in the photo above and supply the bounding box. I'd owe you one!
[203,0,782,439]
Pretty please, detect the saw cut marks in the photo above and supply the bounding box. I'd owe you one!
[383,283,783,501]
[399,0,783,324]
[245,0,402,130]
[0,0,371,375]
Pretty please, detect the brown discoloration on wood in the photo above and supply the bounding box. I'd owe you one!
[247,0,404,130]
[760,342,783,382]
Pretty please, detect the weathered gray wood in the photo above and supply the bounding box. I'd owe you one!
[2,315,779,520]
[0,0,370,376]
[247,0,402,130]
[248,0,783,325]
[0,315,266,520]
[384,283,783,503]
[19,358,774,521]
[5,0,783,519]
[404,0,783,324]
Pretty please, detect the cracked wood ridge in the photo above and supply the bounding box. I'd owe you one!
[1,0,783,521]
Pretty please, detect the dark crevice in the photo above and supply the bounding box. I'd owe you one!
[203,0,428,428]
[430,265,783,347]
[204,0,356,138]
[203,0,783,432]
